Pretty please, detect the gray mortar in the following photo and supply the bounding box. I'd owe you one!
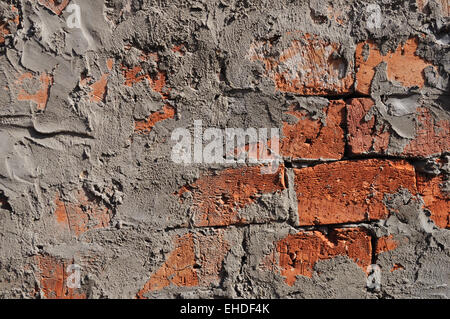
[0,0,448,299]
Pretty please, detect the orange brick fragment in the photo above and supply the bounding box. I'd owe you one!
[134,104,175,134]
[37,0,70,15]
[294,159,417,226]
[281,100,345,160]
[249,34,354,95]
[355,38,433,94]
[347,99,449,158]
[277,228,372,285]
[35,255,86,299]
[0,22,9,44]
[402,108,450,158]
[1,5,20,44]
[121,51,169,99]
[137,233,198,297]
[375,235,398,254]
[54,189,112,237]
[177,165,286,227]
[17,72,53,110]
[137,231,230,298]
[89,74,108,103]
[417,174,449,229]
[346,98,390,155]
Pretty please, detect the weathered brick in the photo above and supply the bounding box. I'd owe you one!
[177,165,285,227]
[417,0,449,16]
[54,189,112,237]
[294,159,417,226]
[355,38,433,94]
[0,23,7,45]
[281,100,346,160]
[0,5,20,44]
[196,231,230,286]
[120,51,168,99]
[346,98,390,155]
[137,231,230,297]
[37,0,70,15]
[137,233,198,297]
[276,228,372,285]
[16,72,53,110]
[417,174,449,229]
[347,99,449,158]
[35,255,86,299]
[134,104,175,135]
[78,58,114,103]
[375,235,399,254]
[402,108,450,158]
[249,33,354,95]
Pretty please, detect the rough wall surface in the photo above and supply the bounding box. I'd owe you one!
[0,0,449,299]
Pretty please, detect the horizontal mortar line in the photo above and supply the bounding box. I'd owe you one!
[283,92,371,100]
[159,219,379,233]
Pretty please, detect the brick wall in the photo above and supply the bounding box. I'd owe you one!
[0,0,448,299]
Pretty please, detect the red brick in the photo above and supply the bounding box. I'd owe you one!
[347,99,449,158]
[281,100,345,160]
[54,189,112,237]
[120,50,169,99]
[375,235,398,254]
[417,174,449,229]
[0,5,20,44]
[134,104,175,135]
[137,233,198,297]
[37,0,70,15]
[276,228,372,285]
[294,159,417,226]
[177,165,285,227]
[355,38,433,95]
[196,231,230,286]
[16,72,53,110]
[137,231,230,297]
[402,108,450,158]
[35,255,86,299]
[0,23,8,45]
[346,98,390,155]
[249,33,354,95]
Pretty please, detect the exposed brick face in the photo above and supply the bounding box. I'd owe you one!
[417,174,450,229]
[402,108,450,158]
[137,231,230,297]
[249,33,354,95]
[294,159,417,226]
[54,190,112,237]
[177,165,285,227]
[1,0,448,300]
[355,38,432,94]
[37,0,70,15]
[281,100,346,160]
[346,98,390,155]
[276,228,372,285]
[134,104,175,134]
[35,255,86,299]
[16,72,53,110]
[375,235,399,254]
[137,234,198,297]
[347,99,449,158]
